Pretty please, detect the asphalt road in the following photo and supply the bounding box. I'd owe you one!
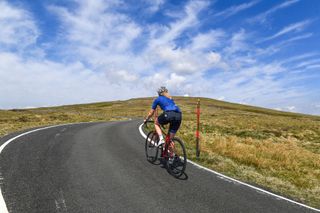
[0,120,317,213]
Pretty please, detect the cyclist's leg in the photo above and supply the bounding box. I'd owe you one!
[168,119,181,157]
[154,117,162,137]
[155,113,168,142]
[169,119,181,139]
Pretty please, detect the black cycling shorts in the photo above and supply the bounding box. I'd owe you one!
[157,111,182,134]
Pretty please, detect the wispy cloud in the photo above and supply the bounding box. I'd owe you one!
[293,59,320,69]
[48,0,142,52]
[189,29,225,50]
[277,33,313,45]
[0,1,39,49]
[250,0,300,23]
[215,0,259,18]
[254,33,313,57]
[258,19,312,43]
[305,64,320,70]
[144,0,165,13]
[149,0,209,47]
[280,52,319,64]
[223,29,250,55]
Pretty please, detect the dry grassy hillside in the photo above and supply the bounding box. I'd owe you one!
[1,97,319,208]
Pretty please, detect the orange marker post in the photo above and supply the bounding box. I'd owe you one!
[196,99,200,158]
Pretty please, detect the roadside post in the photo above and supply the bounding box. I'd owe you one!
[196,99,200,158]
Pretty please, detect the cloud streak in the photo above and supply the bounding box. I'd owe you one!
[0,1,39,49]
[258,19,312,43]
[250,0,300,23]
[215,0,260,18]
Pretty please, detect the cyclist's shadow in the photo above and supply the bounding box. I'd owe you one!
[173,171,188,180]
[149,158,189,180]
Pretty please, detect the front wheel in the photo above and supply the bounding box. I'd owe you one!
[145,131,159,163]
[166,137,187,178]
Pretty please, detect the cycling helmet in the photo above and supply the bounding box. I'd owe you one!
[157,86,168,96]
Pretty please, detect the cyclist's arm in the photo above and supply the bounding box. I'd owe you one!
[144,98,158,122]
[144,109,155,122]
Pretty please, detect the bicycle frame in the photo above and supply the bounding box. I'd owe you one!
[145,120,174,159]
[144,119,187,178]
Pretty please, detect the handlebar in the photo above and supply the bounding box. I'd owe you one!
[143,119,154,127]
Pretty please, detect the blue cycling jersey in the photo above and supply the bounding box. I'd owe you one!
[152,96,181,112]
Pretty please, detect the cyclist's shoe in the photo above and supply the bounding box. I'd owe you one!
[157,139,165,147]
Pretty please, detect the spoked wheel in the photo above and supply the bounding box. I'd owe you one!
[166,137,187,178]
[145,131,159,163]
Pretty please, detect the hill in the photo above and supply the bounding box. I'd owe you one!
[0,97,319,208]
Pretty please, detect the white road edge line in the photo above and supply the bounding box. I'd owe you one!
[0,122,94,213]
[138,123,320,212]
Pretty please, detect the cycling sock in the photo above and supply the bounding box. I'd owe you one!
[157,135,165,146]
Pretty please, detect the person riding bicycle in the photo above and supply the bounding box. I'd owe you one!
[144,86,182,146]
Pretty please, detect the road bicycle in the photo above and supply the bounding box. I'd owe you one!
[144,120,187,178]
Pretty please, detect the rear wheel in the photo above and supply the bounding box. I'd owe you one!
[145,131,159,163]
[166,137,187,178]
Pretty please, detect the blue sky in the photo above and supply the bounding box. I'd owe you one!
[0,0,320,115]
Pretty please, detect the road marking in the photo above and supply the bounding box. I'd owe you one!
[138,123,320,212]
[0,122,94,213]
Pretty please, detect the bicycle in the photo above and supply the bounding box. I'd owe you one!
[144,120,187,178]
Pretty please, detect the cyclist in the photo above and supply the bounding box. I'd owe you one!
[144,86,182,146]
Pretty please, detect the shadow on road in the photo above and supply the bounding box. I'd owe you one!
[147,158,189,180]
[173,172,188,180]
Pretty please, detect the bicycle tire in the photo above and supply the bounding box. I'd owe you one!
[145,131,159,163]
[166,137,187,178]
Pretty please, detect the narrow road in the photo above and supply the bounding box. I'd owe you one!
[0,120,317,212]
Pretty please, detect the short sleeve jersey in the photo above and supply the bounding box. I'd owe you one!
[152,96,181,112]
